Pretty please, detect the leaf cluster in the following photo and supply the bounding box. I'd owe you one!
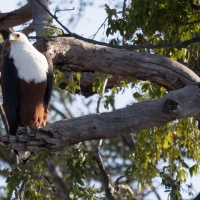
[65,144,101,199]
[4,152,55,200]
[105,0,200,71]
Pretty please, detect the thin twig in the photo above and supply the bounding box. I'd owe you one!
[90,11,122,40]
[35,0,71,34]
[29,33,200,50]
[93,74,115,199]
[54,8,75,17]
[115,176,125,184]
[142,187,161,200]
[91,17,108,40]
[0,105,9,135]
[42,175,57,197]
[49,104,67,119]
[96,75,109,113]
[186,19,200,25]
[35,23,64,35]
[122,0,127,16]
[116,184,135,197]
[22,23,65,36]
[59,92,74,118]
[18,177,29,200]
[93,141,116,200]
[48,161,72,200]
[122,0,127,46]
[152,187,161,200]
[114,176,136,198]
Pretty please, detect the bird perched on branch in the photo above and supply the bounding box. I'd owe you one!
[1,32,53,163]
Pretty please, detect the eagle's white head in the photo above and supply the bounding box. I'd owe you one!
[9,32,48,83]
[9,32,29,44]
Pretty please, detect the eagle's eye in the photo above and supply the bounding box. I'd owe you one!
[16,34,20,38]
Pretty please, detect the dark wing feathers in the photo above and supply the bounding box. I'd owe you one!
[42,52,53,108]
[1,52,53,137]
[1,53,19,136]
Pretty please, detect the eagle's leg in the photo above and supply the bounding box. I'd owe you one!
[15,126,32,163]
[26,126,30,138]
[17,127,31,137]
[17,126,26,136]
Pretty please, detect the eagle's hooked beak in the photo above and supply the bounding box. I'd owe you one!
[9,33,20,41]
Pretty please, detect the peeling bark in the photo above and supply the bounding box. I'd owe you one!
[34,37,200,91]
[1,84,200,152]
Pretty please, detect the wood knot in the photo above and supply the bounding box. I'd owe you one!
[163,99,179,112]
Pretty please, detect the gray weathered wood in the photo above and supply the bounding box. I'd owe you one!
[27,0,51,35]
[34,37,200,90]
[0,4,32,29]
[1,84,200,152]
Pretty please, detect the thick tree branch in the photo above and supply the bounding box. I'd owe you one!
[30,33,200,51]
[1,84,200,152]
[189,0,200,10]
[0,26,13,40]
[0,4,32,29]
[48,162,72,200]
[34,37,200,91]
[194,193,200,200]
[1,3,200,51]
[27,0,51,35]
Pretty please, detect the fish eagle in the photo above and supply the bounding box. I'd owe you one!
[1,32,53,163]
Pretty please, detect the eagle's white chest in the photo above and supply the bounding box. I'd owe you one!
[10,44,48,83]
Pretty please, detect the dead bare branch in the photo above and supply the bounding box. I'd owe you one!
[54,8,75,18]
[91,16,108,40]
[48,162,72,200]
[93,140,116,200]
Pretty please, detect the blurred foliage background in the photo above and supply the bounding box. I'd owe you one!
[1,0,200,199]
